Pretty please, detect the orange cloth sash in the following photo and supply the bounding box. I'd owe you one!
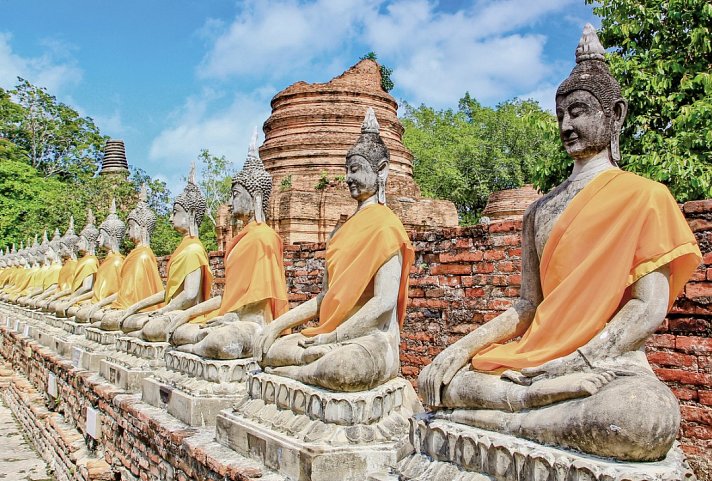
[165,236,212,304]
[57,259,77,291]
[302,203,415,337]
[71,255,99,292]
[471,170,702,371]
[42,263,62,289]
[89,252,124,303]
[110,245,164,311]
[200,222,289,324]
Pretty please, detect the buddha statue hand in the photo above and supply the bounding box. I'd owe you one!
[419,345,473,407]
[253,321,284,362]
[199,312,239,330]
[165,311,191,338]
[519,349,590,383]
[298,332,336,347]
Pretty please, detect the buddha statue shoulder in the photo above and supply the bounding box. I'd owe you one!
[93,184,164,329]
[121,165,213,340]
[418,24,702,462]
[254,108,415,392]
[28,228,65,308]
[164,131,289,358]
[71,199,126,322]
[37,218,80,309]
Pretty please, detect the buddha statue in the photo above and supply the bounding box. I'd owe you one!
[36,218,80,309]
[161,132,289,358]
[50,210,100,317]
[418,24,702,462]
[254,108,415,392]
[70,199,126,322]
[92,185,164,329]
[0,244,20,295]
[17,230,62,305]
[120,166,212,339]
[7,236,41,302]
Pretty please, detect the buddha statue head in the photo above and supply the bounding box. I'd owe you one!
[27,235,41,267]
[59,216,79,260]
[346,107,390,205]
[38,230,51,265]
[48,228,62,263]
[98,198,126,253]
[77,209,99,256]
[555,23,627,164]
[231,129,272,223]
[127,184,157,246]
[172,164,207,237]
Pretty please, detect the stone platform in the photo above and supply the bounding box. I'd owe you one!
[69,326,122,371]
[395,418,697,481]
[99,337,170,392]
[142,351,256,426]
[215,373,422,481]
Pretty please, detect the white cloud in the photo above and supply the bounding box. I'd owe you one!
[148,86,275,190]
[0,32,82,93]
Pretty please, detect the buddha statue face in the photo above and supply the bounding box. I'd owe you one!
[170,203,191,235]
[172,165,206,237]
[127,219,142,244]
[345,154,381,202]
[230,184,254,220]
[556,90,612,161]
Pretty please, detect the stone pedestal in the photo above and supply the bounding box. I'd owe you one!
[215,373,422,481]
[68,327,121,372]
[142,351,257,426]
[99,337,170,392]
[85,327,120,346]
[395,418,697,481]
[61,319,87,336]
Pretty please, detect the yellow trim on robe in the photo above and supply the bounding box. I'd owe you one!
[110,245,164,311]
[164,236,212,308]
[471,169,702,372]
[301,203,415,337]
[71,255,99,292]
[200,221,289,324]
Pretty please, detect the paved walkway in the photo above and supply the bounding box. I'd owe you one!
[0,398,53,481]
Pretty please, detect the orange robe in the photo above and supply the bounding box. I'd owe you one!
[71,255,99,292]
[471,170,702,371]
[202,222,289,324]
[57,259,77,291]
[164,236,212,308]
[42,263,62,289]
[302,203,415,337]
[110,245,163,311]
[88,252,124,303]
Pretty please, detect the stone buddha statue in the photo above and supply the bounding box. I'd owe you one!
[418,24,702,462]
[91,185,165,329]
[70,199,126,322]
[254,108,415,392]
[36,218,80,309]
[17,230,62,305]
[7,236,41,302]
[0,244,18,292]
[161,132,289,358]
[120,166,212,339]
[50,210,100,317]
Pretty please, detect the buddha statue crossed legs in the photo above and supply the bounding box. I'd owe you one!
[254,108,415,392]
[418,25,702,462]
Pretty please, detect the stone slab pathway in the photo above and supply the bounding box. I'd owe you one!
[0,398,53,481]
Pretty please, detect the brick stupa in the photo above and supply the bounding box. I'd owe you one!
[99,139,129,176]
[262,59,458,243]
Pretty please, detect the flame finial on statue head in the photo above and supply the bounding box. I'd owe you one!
[576,23,606,63]
[361,107,380,134]
[248,127,260,159]
[128,183,157,236]
[175,162,207,227]
[233,128,272,219]
[139,183,148,202]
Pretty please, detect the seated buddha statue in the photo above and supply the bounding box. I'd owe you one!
[161,133,289,358]
[70,199,126,322]
[418,24,702,462]
[90,185,164,329]
[17,230,63,305]
[254,108,415,392]
[49,210,100,317]
[35,218,80,310]
[119,166,213,339]
[10,236,43,303]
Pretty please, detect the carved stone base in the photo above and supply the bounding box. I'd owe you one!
[142,352,256,426]
[215,373,422,481]
[396,418,697,481]
[61,319,87,336]
[99,338,170,392]
[84,327,120,345]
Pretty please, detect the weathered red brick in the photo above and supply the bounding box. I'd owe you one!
[654,368,712,386]
[440,251,483,263]
[700,391,712,406]
[681,405,712,426]
[677,336,712,354]
[647,350,697,368]
[431,264,471,275]
[686,282,712,300]
[671,387,698,401]
[683,199,712,214]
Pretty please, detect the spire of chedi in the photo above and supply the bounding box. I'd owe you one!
[99,139,130,176]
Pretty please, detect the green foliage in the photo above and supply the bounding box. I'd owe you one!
[584,0,712,201]
[403,93,561,224]
[360,52,395,92]
[280,175,293,191]
[198,149,234,226]
[314,171,330,191]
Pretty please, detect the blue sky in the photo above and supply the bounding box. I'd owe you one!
[0,0,597,193]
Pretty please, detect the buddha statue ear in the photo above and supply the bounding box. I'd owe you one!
[254,190,265,224]
[609,98,628,164]
[377,158,389,205]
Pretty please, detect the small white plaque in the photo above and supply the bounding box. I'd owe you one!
[86,406,101,439]
[5,318,10,328]
[47,372,58,398]
[23,324,30,337]
[14,320,20,331]
[71,348,81,368]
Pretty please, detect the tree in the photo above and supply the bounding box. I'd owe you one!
[197,149,234,227]
[582,0,711,201]
[360,52,395,92]
[402,94,561,224]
